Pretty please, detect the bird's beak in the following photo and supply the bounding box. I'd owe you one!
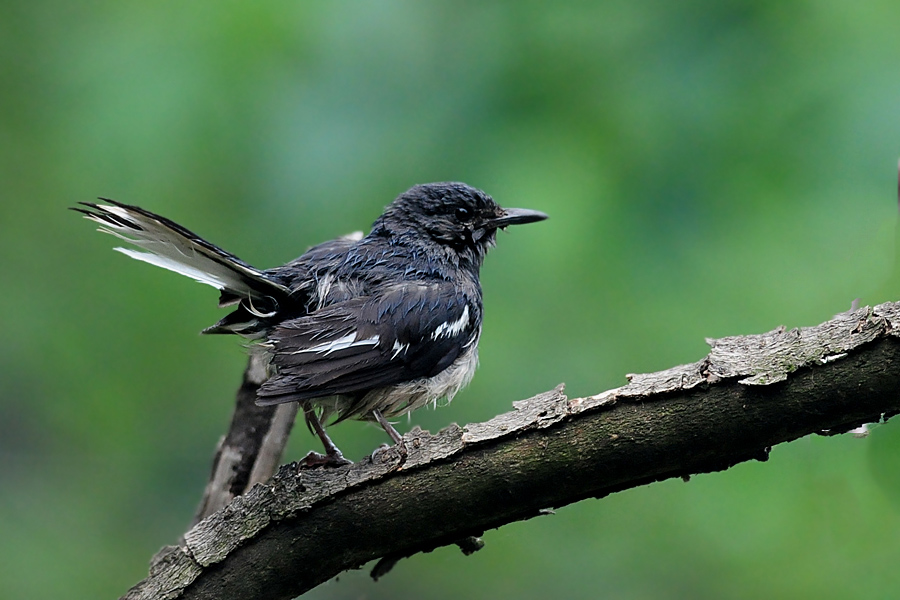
[490,207,549,228]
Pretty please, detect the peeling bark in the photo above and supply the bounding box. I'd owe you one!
[124,302,900,600]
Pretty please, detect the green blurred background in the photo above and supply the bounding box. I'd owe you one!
[3,1,900,598]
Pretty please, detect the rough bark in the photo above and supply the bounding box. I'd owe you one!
[124,301,900,600]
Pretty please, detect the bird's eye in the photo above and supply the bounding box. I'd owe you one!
[454,207,471,221]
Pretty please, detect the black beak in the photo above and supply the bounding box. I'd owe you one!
[491,207,549,228]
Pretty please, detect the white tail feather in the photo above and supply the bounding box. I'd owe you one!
[83,202,289,298]
[114,247,233,290]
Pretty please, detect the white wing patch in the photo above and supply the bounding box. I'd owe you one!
[431,305,470,340]
[391,340,410,359]
[293,333,380,356]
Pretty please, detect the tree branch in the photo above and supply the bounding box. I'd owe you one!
[123,302,900,600]
[190,352,298,526]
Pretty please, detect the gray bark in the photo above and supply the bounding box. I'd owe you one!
[124,302,900,600]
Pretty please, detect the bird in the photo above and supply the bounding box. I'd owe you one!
[74,182,547,466]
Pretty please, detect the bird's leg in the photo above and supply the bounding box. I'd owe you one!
[300,405,352,468]
[372,409,408,462]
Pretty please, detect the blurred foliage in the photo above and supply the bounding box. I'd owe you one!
[2,1,900,598]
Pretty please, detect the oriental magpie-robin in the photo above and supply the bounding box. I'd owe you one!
[74,183,547,465]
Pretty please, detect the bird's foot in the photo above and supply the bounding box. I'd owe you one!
[371,440,408,467]
[299,450,353,468]
[371,409,408,466]
[396,439,408,463]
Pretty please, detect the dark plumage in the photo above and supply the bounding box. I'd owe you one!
[74,182,547,465]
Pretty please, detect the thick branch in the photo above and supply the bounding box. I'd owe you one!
[124,302,900,600]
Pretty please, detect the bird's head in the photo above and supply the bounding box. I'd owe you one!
[372,182,547,266]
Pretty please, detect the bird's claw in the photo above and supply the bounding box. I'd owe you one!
[371,440,408,467]
[299,450,352,468]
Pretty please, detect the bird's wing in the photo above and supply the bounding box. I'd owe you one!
[73,199,290,302]
[257,281,477,404]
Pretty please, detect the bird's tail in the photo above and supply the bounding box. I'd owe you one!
[74,199,291,333]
